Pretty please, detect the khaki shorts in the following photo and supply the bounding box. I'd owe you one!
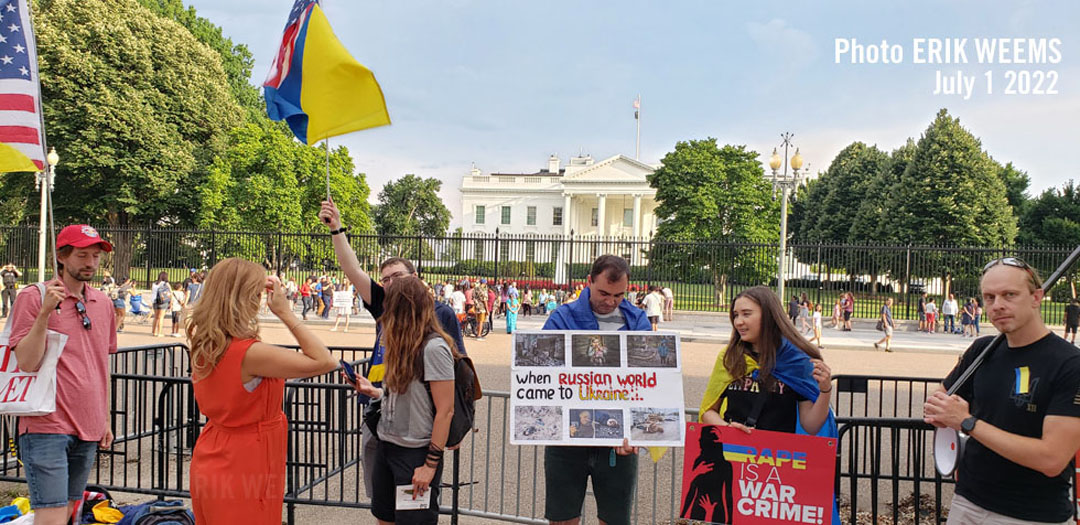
[947,494,1072,525]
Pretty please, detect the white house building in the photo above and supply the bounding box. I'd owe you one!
[460,153,660,239]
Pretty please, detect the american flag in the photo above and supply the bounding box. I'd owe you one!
[0,0,43,170]
[263,0,318,90]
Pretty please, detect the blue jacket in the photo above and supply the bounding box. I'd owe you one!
[542,287,651,331]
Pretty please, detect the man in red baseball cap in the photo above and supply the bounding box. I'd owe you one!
[7,224,116,525]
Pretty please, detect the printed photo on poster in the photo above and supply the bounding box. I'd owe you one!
[627,334,678,368]
[514,333,565,367]
[630,408,681,441]
[510,330,685,447]
[593,408,624,439]
[571,334,621,367]
[514,406,562,441]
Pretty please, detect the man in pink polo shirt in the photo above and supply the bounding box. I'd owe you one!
[8,224,117,525]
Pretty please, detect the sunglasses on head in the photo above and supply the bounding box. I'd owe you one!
[982,257,1031,273]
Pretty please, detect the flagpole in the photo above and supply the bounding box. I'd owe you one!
[323,138,332,223]
[634,94,641,161]
[26,0,57,281]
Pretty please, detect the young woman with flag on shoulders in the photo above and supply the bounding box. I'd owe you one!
[697,285,840,523]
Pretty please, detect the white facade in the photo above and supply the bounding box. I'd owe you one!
[460,154,660,239]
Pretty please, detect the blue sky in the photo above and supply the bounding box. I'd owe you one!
[185,0,1079,225]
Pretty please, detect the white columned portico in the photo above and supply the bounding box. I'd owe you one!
[597,193,607,236]
[563,194,572,236]
[632,194,642,238]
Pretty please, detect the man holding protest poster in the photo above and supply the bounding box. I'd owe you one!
[542,255,650,525]
[924,258,1080,525]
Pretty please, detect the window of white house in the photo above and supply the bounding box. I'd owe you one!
[553,207,563,226]
[526,206,536,226]
[501,206,511,225]
[475,205,485,225]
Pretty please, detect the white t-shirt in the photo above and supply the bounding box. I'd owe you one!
[662,287,673,300]
[443,283,454,300]
[170,289,184,312]
[925,303,937,315]
[643,292,663,317]
[450,290,466,314]
[942,299,958,315]
[812,311,822,329]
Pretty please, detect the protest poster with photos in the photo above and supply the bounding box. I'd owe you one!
[510,330,685,447]
[680,423,836,525]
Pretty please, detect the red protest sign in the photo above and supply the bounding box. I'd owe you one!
[680,423,836,525]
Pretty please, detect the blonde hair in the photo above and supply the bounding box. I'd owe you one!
[186,258,265,379]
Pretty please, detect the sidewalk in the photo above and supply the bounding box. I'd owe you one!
[266,307,1026,355]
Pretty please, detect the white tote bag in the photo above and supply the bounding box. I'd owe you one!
[0,283,67,416]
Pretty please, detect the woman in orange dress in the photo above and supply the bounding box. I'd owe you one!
[185,258,338,524]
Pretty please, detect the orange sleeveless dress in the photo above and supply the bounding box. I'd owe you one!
[190,338,287,524]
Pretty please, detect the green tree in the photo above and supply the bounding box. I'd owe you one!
[29,0,242,277]
[135,0,262,118]
[647,139,779,306]
[373,174,451,238]
[198,123,373,268]
[999,161,1031,214]
[1019,180,1080,247]
[890,109,1018,247]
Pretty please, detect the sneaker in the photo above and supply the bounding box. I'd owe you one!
[330,327,337,332]
[476,337,486,341]
[873,342,880,350]
[885,347,893,352]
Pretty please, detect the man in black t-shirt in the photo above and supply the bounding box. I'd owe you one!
[320,199,466,500]
[924,259,1080,524]
[1063,298,1079,344]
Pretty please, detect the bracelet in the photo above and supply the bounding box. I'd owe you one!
[820,387,832,394]
[285,320,301,331]
[329,226,349,235]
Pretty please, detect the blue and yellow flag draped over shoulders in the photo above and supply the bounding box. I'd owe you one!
[263,0,390,144]
[698,339,840,524]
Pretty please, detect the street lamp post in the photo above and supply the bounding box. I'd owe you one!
[37,147,59,281]
[766,133,804,302]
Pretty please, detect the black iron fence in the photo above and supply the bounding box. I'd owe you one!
[0,225,1075,323]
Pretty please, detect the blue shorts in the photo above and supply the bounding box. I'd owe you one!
[18,433,98,509]
[112,299,125,309]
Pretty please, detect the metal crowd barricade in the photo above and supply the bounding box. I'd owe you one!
[7,353,1073,525]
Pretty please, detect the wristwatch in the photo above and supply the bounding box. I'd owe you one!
[960,416,977,434]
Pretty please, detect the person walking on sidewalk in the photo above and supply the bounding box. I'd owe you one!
[842,292,855,331]
[808,303,824,349]
[874,298,896,352]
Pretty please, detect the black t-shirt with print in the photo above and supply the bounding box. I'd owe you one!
[721,359,808,433]
[943,333,1080,522]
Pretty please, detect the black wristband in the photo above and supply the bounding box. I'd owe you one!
[329,226,349,235]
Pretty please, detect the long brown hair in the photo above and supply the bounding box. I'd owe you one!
[186,258,265,379]
[382,276,459,394]
[724,286,822,384]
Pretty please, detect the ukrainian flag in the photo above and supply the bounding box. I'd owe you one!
[1015,366,1030,395]
[722,444,757,463]
[263,0,390,144]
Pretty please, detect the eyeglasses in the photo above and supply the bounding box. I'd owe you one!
[74,300,91,330]
[982,257,1031,273]
[380,271,412,285]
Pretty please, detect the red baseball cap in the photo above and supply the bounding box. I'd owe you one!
[56,224,113,252]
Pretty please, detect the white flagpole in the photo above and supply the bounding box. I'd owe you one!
[634,95,641,161]
[25,0,56,280]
